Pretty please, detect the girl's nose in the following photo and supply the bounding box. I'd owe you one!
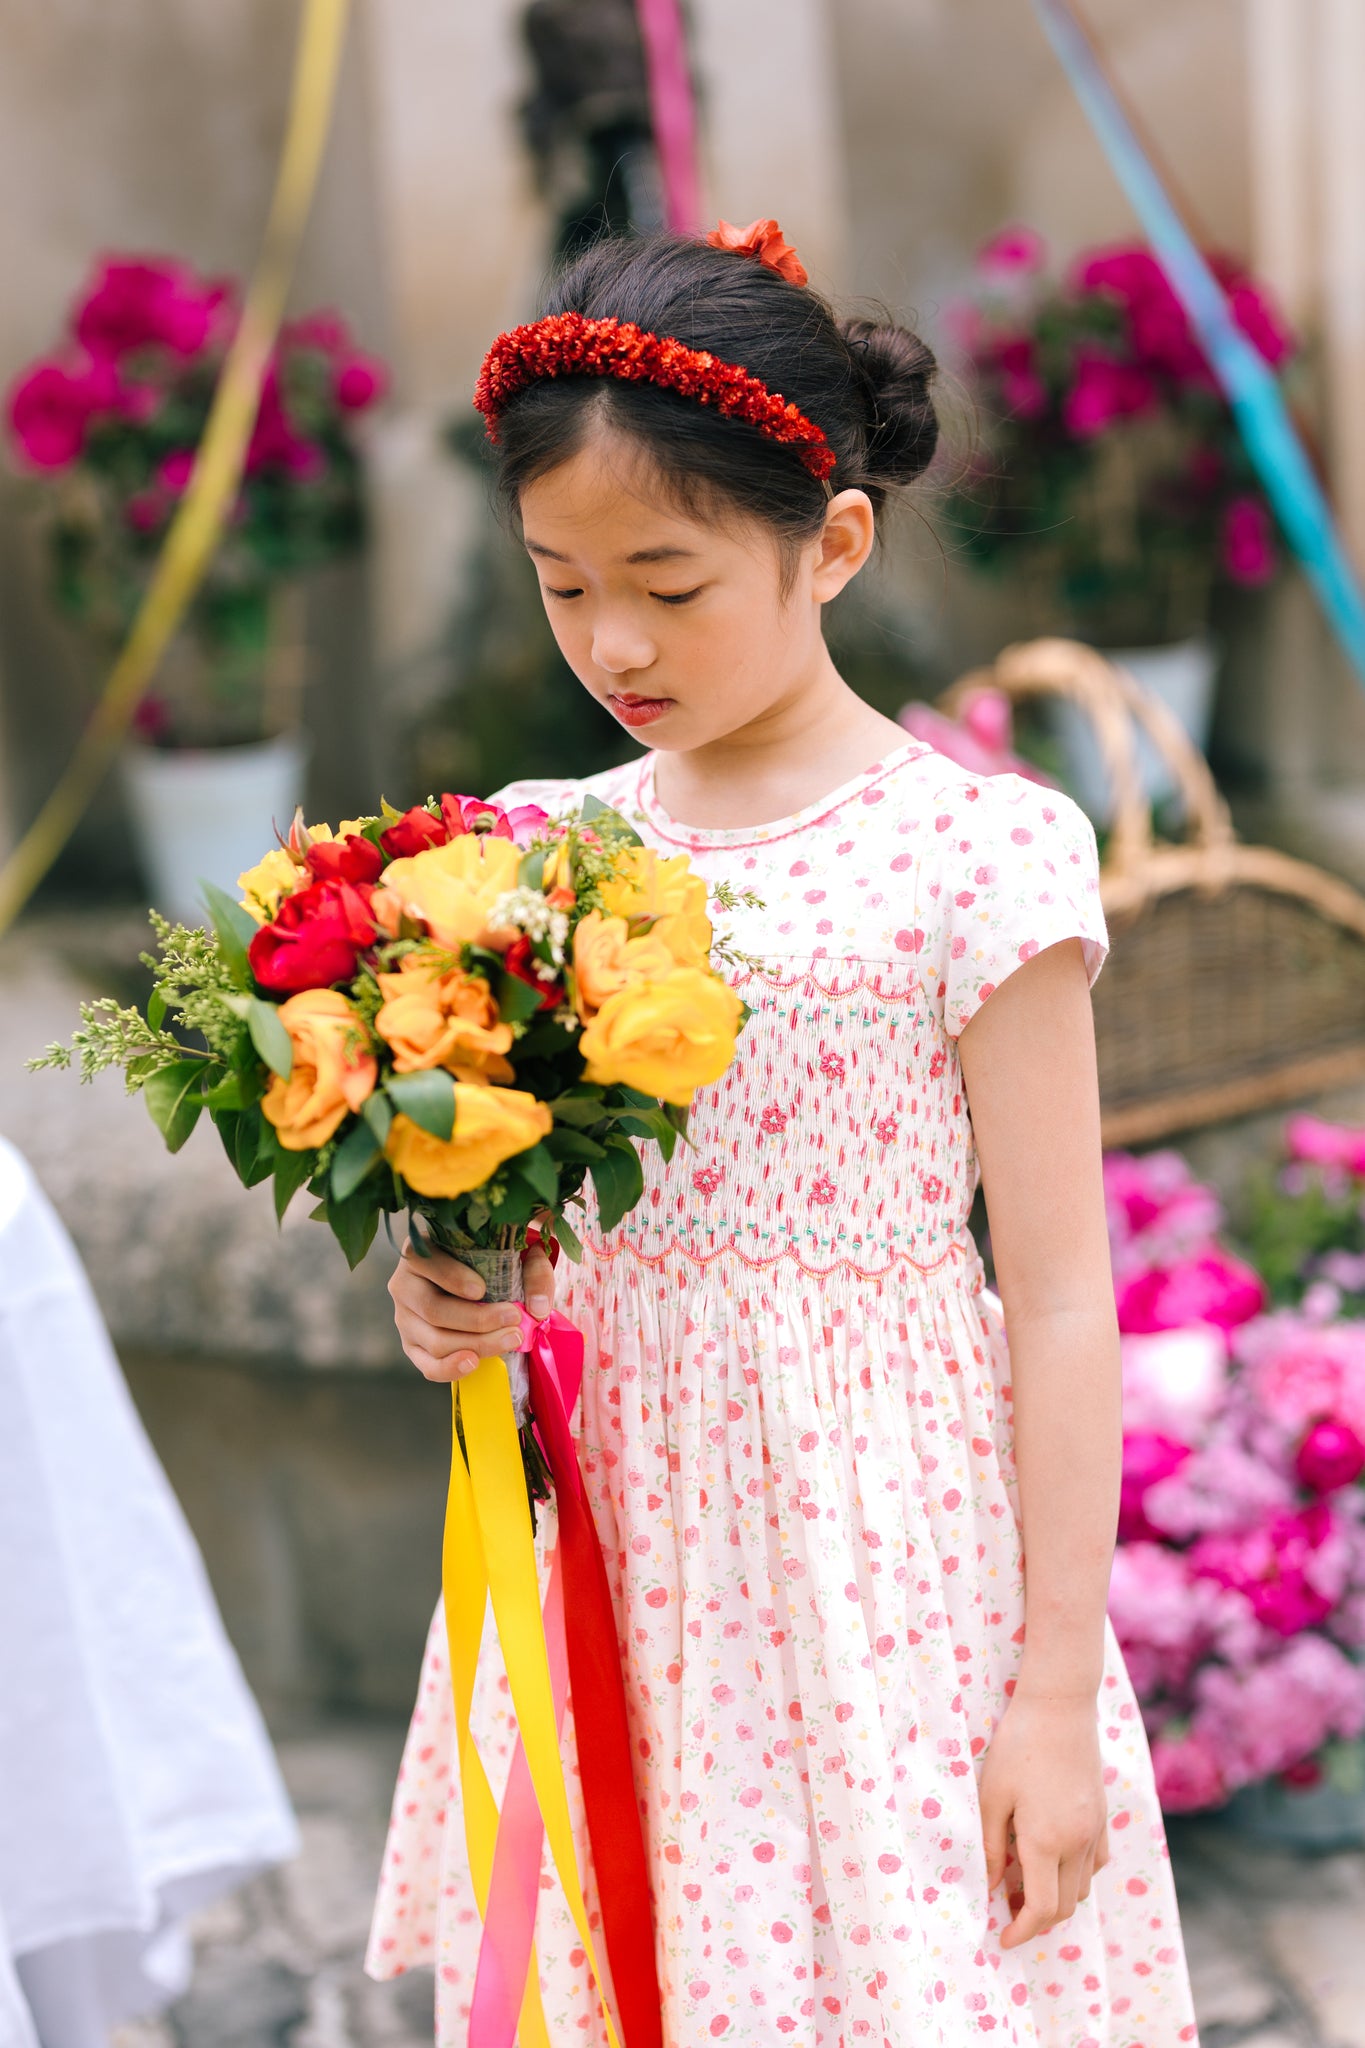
[591,612,657,676]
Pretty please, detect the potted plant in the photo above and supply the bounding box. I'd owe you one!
[943,227,1295,817]
[6,255,387,919]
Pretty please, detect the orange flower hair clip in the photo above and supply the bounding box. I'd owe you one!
[705,216,809,288]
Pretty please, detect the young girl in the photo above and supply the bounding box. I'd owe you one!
[366,223,1200,2046]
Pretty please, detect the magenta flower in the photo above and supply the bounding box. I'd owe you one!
[1285,1114,1365,1177]
[1192,1633,1365,1785]
[1238,1315,1365,1441]
[246,368,324,479]
[8,355,121,470]
[75,257,227,361]
[1221,496,1276,586]
[1062,348,1156,437]
[1190,1502,1350,1637]
[124,489,165,533]
[1295,1420,1365,1494]
[283,310,352,354]
[1120,1431,1192,1542]
[976,225,1047,279]
[157,448,196,495]
[334,353,387,411]
[439,793,550,847]
[1104,1149,1223,1272]
[1116,1250,1266,1335]
[1150,1725,1228,1812]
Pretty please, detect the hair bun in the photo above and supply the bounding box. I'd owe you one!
[838,316,939,496]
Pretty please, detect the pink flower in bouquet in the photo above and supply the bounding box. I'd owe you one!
[75,257,226,361]
[334,353,387,411]
[1285,1114,1365,1177]
[1120,1327,1228,1445]
[976,225,1047,279]
[1192,1632,1365,1787]
[1120,1431,1192,1542]
[1116,1250,1266,1335]
[1295,1420,1365,1494]
[8,355,121,470]
[1103,1150,1223,1274]
[1221,496,1276,586]
[440,793,551,847]
[1150,1725,1229,1813]
[1062,348,1156,437]
[1191,1501,1350,1636]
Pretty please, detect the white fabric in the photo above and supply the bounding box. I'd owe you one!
[0,1137,298,2047]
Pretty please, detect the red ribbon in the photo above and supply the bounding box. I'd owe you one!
[523,1310,664,2048]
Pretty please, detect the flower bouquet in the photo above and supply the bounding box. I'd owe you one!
[1105,1145,1365,1816]
[943,227,1294,644]
[33,787,747,1509]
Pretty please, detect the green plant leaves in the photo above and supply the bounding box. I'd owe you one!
[320,1189,381,1269]
[579,794,645,847]
[589,1132,644,1235]
[331,1118,382,1201]
[552,1208,584,1263]
[200,880,258,988]
[497,971,548,1026]
[143,1057,206,1153]
[245,998,293,1078]
[508,1140,558,1205]
[272,1140,318,1220]
[388,1067,456,1140]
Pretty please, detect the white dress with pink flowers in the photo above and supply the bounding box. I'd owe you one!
[366,742,1199,2048]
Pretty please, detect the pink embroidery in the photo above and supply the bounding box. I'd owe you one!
[692,1164,723,1197]
[818,1050,846,1082]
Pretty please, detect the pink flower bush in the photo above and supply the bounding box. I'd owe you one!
[1105,1138,1365,1810]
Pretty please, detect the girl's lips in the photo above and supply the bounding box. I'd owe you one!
[607,692,673,728]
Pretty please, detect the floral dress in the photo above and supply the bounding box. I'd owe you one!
[366,741,1200,2048]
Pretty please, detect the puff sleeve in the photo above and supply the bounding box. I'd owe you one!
[911,770,1108,1038]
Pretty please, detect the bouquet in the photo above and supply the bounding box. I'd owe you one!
[942,226,1294,644]
[6,254,387,745]
[33,787,749,1510]
[1105,1144,1365,1812]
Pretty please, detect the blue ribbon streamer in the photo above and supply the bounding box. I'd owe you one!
[1031,0,1365,685]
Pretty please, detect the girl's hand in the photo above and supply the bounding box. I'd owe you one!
[978,1690,1110,1950]
[388,1239,556,1382]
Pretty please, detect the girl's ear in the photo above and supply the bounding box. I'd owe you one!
[811,489,876,601]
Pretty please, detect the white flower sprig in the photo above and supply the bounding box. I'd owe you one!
[489,888,571,965]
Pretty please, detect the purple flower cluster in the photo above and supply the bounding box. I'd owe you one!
[1107,1146,1365,1810]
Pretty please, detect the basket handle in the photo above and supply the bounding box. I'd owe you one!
[937,637,1234,873]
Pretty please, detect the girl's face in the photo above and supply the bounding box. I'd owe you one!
[518,428,873,751]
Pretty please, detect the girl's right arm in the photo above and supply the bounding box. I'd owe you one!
[389,1240,557,1381]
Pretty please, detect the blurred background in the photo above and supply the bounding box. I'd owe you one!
[5,3,1365,2045]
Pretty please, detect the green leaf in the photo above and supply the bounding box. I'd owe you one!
[579,794,645,847]
[589,1133,645,1235]
[515,1017,576,1061]
[273,1143,318,1222]
[497,970,548,1026]
[551,1090,607,1127]
[552,1208,584,1263]
[331,1118,382,1202]
[388,1067,456,1140]
[144,1058,205,1153]
[544,1127,607,1163]
[508,1140,558,1204]
[518,846,546,891]
[203,1071,248,1111]
[362,1092,394,1146]
[146,987,167,1032]
[325,1191,381,1269]
[245,997,293,1080]
[201,880,258,988]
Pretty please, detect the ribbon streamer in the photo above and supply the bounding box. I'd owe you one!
[635,0,702,233]
[1030,0,1365,686]
[0,0,351,937]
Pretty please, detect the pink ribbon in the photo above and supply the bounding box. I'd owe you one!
[635,0,701,233]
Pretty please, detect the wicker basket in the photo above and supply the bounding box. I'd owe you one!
[939,638,1365,1147]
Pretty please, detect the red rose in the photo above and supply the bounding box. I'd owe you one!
[249,878,378,993]
[380,806,448,859]
[503,936,562,1010]
[304,832,384,885]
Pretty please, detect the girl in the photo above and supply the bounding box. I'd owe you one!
[367,223,1199,2046]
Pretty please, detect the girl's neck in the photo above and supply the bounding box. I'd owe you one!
[649,650,908,832]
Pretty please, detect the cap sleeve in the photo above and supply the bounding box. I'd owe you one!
[912,771,1108,1038]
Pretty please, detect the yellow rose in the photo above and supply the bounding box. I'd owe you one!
[578,966,743,1106]
[375,834,522,950]
[650,905,713,968]
[374,954,514,1082]
[598,846,710,925]
[238,847,303,923]
[385,1087,553,1198]
[572,910,678,1022]
[261,989,377,1150]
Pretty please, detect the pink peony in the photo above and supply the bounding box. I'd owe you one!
[1150,1725,1228,1812]
[1104,1150,1223,1274]
[8,355,121,469]
[1190,1502,1350,1637]
[1285,1114,1365,1177]
[1121,1327,1229,1445]
[1108,1542,1260,1697]
[75,257,227,361]
[1295,1420,1365,1494]
[1116,1250,1266,1335]
[334,353,387,411]
[1237,1314,1365,1441]
[976,226,1047,279]
[439,792,550,847]
[1062,348,1156,437]
[1221,496,1276,586]
[1192,1633,1365,1787]
[1120,1431,1192,1542]
[1143,1433,1294,1540]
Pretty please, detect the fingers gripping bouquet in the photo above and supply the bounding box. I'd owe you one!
[35,789,747,1507]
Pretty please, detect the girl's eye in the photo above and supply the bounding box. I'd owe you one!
[652,587,703,607]
[545,585,583,601]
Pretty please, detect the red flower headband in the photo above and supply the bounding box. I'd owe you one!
[473,221,834,483]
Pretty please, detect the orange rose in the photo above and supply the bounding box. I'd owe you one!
[385,1087,552,1198]
[374,953,514,1082]
[578,966,743,1105]
[374,833,522,951]
[571,909,678,1023]
[261,989,377,1150]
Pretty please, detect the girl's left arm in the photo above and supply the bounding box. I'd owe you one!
[957,936,1120,1950]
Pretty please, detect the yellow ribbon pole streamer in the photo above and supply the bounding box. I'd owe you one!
[449,1357,623,2048]
[0,0,350,939]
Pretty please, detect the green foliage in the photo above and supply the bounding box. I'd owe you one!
[388,1069,456,1140]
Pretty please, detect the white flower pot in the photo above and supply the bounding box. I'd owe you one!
[1055,636,1219,824]
[122,733,308,927]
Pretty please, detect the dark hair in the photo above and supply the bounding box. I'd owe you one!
[487,233,939,561]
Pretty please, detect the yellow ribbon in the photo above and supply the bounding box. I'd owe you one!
[448,1357,622,2048]
[0,0,350,939]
